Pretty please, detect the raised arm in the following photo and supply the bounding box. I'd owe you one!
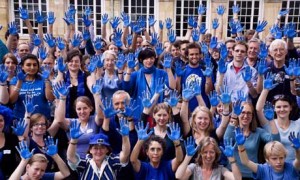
[256,73,278,127]
[167,122,184,171]
[236,127,258,173]
[44,136,70,179]
[216,5,225,40]
[0,68,9,104]
[67,120,84,167]
[117,118,131,164]
[53,81,70,130]
[162,54,176,89]
[130,122,153,172]
[9,141,34,180]
[216,97,231,139]
[175,136,198,179]
[289,132,300,170]
[180,85,196,137]
[220,138,242,180]
[91,78,104,125]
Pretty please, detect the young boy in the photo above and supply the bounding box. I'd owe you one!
[237,132,300,179]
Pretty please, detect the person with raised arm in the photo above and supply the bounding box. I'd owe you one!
[237,131,300,179]
[130,121,183,179]
[176,136,241,180]
[256,73,300,163]
[9,138,70,180]
[67,120,130,179]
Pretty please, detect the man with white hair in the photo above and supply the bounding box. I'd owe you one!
[266,39,297,107]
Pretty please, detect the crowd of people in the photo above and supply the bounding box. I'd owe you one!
[0,3,300,180]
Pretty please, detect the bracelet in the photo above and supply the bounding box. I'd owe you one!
[222,112,231,116]
[128,119,133,122]
[174,142,181,147]
[126,72,131,75]
[229,160,236,165]
[60,97,66,100]
[118,72,123,75]
[69,142,77,145]
[239,148,246,152]
[25,116,31,119]
[231,116,238,120]
[289,78,296,82]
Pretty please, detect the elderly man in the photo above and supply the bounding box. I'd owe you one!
[266,39,297,105]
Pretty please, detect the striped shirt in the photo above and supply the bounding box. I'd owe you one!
[68,153,126,180]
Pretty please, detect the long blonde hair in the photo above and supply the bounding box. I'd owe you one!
[190,106,214,135]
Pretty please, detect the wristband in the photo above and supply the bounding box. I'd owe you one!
[231,116,238,120]
[69,142,77,145]
[239,148,246,152]
[60,97,67,100]
[174,142,181,147]
[229,160,236,164]
[222,112,231,116]
[289,78,296,82]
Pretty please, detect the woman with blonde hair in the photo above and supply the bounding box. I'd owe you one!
[9,140,70,180]
[176,136,241,180]
[180,87,232,145]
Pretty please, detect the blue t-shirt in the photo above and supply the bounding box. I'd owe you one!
[253,163,300,180]
[135,160,175,180]
[10,77,51,119]
[180,65,210,111]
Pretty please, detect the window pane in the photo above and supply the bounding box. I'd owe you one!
[175,0,207,37]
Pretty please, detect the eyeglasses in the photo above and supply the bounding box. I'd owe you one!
[33,123,47,127]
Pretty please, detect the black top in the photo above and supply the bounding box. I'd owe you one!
[0,133,20,179]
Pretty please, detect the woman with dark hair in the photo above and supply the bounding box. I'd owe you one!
[0,105,23,179]
[256,78,300,163]
[224,99,280,178]
[130,122,183,179]
[9,53,55,119]
[140,89,183,161]
[56,49,94,118]
[176,137,242,180]
[123,47,176,119]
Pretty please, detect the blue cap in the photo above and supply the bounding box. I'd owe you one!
[89,133,110,147]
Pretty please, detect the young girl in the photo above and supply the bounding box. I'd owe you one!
[237,133,300,179]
